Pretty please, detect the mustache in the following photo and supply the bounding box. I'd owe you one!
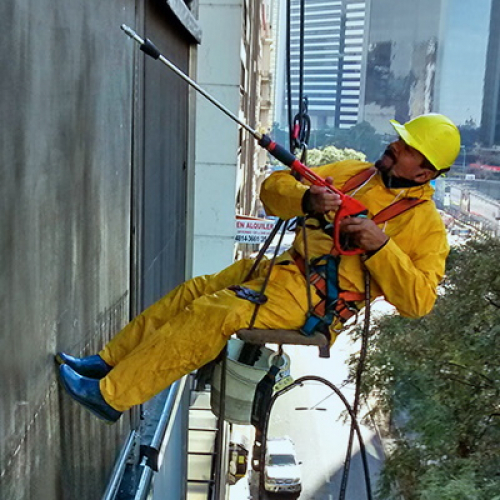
[383,147,397,163]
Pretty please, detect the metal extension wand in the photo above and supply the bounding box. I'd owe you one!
[120,25,368,256]
[121,24,257,139]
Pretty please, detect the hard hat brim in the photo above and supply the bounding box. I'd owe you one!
[390,119,419,151]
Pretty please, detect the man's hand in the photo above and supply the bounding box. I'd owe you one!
[339,217,389,253]
[308,177,342,213]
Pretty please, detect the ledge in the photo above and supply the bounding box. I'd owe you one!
[166,0,202,44]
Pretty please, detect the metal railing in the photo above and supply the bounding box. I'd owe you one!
[102,430,139,500]
[134,377,188,500]
[102,377,188,500]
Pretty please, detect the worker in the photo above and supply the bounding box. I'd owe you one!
[56,113,460,423]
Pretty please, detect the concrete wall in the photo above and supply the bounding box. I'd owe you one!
[0,1,197,498]
[192,0,244,276]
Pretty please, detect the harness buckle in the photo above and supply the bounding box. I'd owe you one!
[331,298,359,323]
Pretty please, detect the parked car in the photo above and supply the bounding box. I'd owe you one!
[264,437,302,494]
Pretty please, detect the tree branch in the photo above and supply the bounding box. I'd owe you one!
[443,375,485,390]
[445,361,496,386]
[485,295,500,308]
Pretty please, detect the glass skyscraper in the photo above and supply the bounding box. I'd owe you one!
[277,0,368,129]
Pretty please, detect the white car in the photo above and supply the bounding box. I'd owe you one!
[264,437,302,494]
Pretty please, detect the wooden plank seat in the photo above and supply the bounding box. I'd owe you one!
[236,329,328,347]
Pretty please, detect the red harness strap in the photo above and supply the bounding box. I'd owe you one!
[294,167,427,325]
[330,168,427,255]
[341,166,377,193]
[341,168,427,223]
[371,198,426,224]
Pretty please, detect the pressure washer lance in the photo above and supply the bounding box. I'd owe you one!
[121,25,368,256]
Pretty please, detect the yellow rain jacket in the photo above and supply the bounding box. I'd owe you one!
[98,160,448,411]
[260,160,449,319]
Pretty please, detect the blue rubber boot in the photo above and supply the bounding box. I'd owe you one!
[58,365,122,423]
[55,352,112,379]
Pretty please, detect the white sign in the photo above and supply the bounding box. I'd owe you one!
[235,215,276,244]
[465,174,476,181]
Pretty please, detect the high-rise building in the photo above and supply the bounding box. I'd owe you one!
[275,0,369,130]
[364,0,442,134]
[365,0,492,135]
[275,0,494,145]
[481,0,500,146]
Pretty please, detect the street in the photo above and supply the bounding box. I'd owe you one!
[229,299,393,500]
[266,328,385,500]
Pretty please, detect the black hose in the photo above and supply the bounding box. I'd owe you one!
[261,375,373,500]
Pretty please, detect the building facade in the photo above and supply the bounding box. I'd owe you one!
[1,0,273,498]
[193,0,275,273]
[365,0,492,135]
[481,0,500,146]
[1,1,200,499]
[275,0,494,142]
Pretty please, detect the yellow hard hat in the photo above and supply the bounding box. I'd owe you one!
[390,113,461,170]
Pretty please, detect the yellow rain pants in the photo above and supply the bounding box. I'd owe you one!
[99,256,318,412]
[99,159,449,412]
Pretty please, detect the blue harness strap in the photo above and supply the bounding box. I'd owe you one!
[300,255,340,338]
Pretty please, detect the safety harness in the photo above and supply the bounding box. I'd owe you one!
[296,166,427,339]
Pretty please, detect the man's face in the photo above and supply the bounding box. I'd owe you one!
[375,139,437,184]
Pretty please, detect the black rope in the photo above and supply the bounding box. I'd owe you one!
[290,0,310,153]
[287,0,310,153]
[243,0,310,330]
[241,218,285,283]
[286,0,293,152]
[299,0,305,118]
[338,269,372,500]
[247,221,289,329]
